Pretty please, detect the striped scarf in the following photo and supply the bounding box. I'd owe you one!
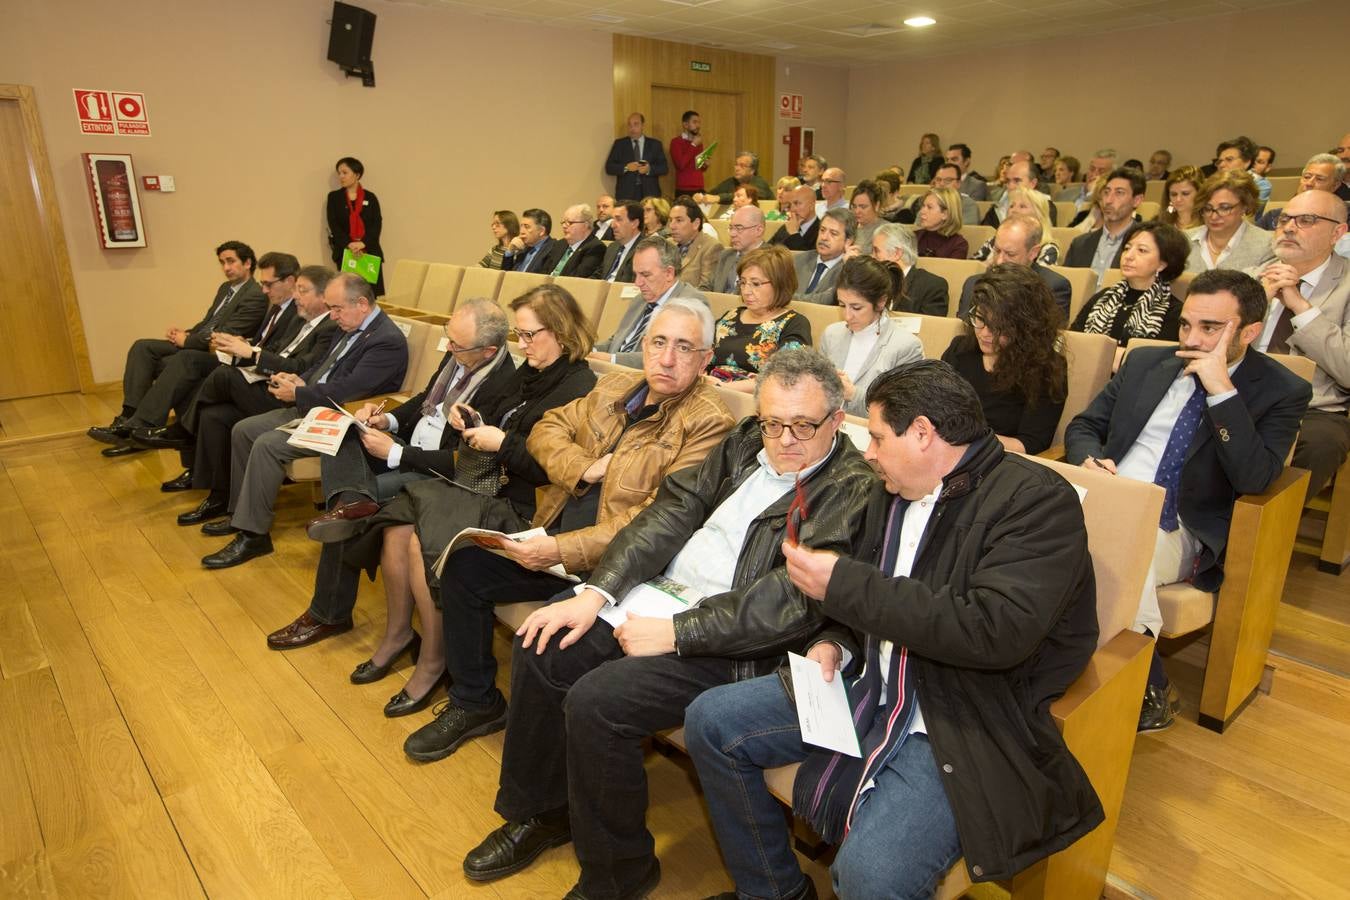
[1081,278,1173,340]
[792,496,918,844]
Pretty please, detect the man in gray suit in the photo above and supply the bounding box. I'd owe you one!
[710,205,766,295]
[89,240,266,453]
[957,217,1073,321]
[593,237,710,368]
[793,208,854,305]
[1251,189,1350,500]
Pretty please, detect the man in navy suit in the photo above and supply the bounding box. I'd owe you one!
[198,273,409,569]
[501,209,563,274]
[1066,270,1310,731]
[605,112,667,201]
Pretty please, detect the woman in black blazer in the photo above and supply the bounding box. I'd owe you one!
[326,156,386,296]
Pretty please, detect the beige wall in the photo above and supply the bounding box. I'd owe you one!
[845,0,1348,183]
[773,59,850,182]
[3,0,613,382]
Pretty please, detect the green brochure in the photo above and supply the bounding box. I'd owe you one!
[341,249,382,284]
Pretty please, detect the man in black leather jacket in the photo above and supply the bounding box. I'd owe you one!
[461,349,877,900]
[686,359,1102,899]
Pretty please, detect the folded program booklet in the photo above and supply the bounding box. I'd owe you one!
[597,575,703,629]
[432,526,578,583]
[281,404,366,455]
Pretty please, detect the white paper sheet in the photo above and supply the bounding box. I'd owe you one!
[597,576,701,629]
[788,651,862,758]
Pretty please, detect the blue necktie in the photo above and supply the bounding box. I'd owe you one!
[805,261,827,294]
[1154,376,1206,532]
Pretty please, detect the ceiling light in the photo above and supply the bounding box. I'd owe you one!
[904,16,936,27]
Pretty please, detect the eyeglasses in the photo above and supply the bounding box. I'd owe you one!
[1201,202,1241,217]
[1276,213,1341,229]
[558,220,584,228]
[758,416,831,440]
[728,224,762,234]
[644,336,707,356]
[447,339,489,353]
[740,278,773,291]
[514,326,551,343]
[258,278,289,290]
[821,178,844,184]
[967,312,993,331]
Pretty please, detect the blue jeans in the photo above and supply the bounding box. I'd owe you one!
[685,674,962,900]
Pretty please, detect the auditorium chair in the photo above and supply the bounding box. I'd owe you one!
[1264,176,1300,202]
[415,263,465,314]
[1048,265,1100,324]
[453,266,504,311]
[380,258,431,314]
[893,312,967,359]
[959,224,995,255]
[497,271,550,309]
[913,257,987,315]
[551,276,610,331]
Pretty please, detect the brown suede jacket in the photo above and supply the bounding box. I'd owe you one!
[525,370,737,574]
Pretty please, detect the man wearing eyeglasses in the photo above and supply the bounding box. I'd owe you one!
[1252,189,1350,503]
[549,205,606,279]
[1066,271,1310,730]
[818,166,849,215]
[687,359,1102,900]
[711,205,766,294]
[1255,153,1344,230]
[593,237,709,368]
[461,348,875,899]
[401,298,736,764]
[263,299,518,650]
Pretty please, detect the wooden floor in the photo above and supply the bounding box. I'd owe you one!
[2,394,1348,899]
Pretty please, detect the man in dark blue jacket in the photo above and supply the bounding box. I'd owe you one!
[198,273,408,568]
[685,359,1103,900]
[604,112,667,201]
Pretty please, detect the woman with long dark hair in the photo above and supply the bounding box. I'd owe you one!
[942,265,1067,454]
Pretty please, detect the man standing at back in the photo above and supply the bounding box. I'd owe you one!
[669,110,707,197]
[90,240,265,455]
[605,113,666,201]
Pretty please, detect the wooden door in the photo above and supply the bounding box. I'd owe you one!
[0,86,85,399]
[649,87,742,198]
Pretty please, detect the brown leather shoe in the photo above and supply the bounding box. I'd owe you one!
[306,499,380,543]
[266,612,353,650]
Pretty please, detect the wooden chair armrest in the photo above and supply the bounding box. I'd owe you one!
[1036,444,1067,461]
[1232,466,1310,510]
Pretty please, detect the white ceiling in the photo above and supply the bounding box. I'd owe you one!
[394,0,1304,64]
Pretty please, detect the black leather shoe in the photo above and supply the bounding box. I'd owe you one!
[202,532,273,569]
[201,519,239,537]
[351,633,421,684]
[178,497,228,526]
[101,442,147,457]
[384,671,447,718]
[87,418,131,444]
[404,695,507,762]
[161,469,194,492]
[706,876,816,900]
[1138,681,1180,733]
[133,423,192,450]
[564,859,661,900]
[463,810,571,882]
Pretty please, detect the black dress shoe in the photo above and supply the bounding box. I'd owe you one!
[384,671,448,718]
[404,695,507,762]
[161,470,194,492]
[178,497,228,526]
[87,418,131,444]
[564,859,661,899]
[463,810,572,882]
[101,442,147,457]
[705,877,816,900]
[133,423,192,450]
[201,519,239,537]
[201,532,273,569]
[1138,680,1180,733]
[351,633,421,684]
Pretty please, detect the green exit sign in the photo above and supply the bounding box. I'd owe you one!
[690,60,711,72]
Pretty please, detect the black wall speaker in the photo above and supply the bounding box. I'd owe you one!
[328,2,376,85]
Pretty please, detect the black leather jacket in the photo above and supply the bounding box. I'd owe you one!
[588,418,878,681]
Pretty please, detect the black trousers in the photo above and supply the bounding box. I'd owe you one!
[494,620,735,899]
[122,339,217,426]
[188,367,285,492]
[440,546,573,711]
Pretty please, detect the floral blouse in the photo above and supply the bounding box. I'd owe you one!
[708,307,812,380]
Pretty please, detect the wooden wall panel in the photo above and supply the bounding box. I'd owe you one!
[612,36,775,198]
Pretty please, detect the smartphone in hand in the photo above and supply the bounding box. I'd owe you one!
[454,403,484,428]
